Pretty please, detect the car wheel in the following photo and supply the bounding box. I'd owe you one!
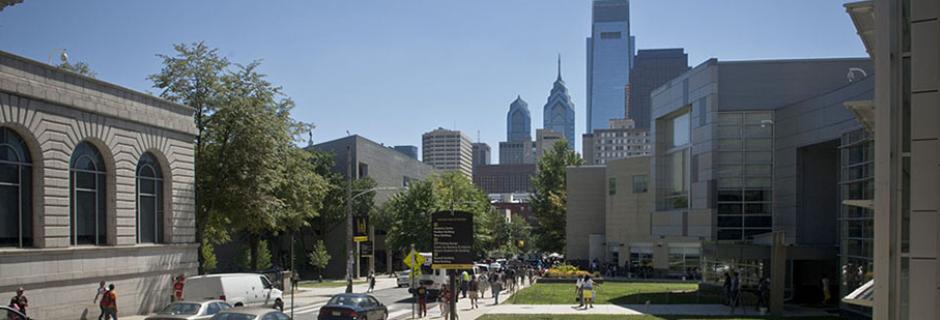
[275,298,284,311]
[234,302,244,307]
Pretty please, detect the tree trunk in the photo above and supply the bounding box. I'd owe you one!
[250,234,260,271]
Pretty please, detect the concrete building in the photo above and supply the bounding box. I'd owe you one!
[845,1,940,318]
[650,57,873,304]
[310,135,437,278]
[393,145,418,160]
[0,51,197,318]
[586,0,634,133]
[603,157,654,269]
[498,140,533,165]
[422,127,473,178]
[535,128,564,161]
[507,96,532,142]
[565,165,607,262]
[544,57,576,149]
[472,142,491,167]
[472,164,536,194]
[581,118,650,165]
[628,49,689,129]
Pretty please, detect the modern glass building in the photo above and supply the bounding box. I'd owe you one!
[544,57,576,149]
[628,49,689,129]
[586,0,634,133]
[507,96,531,142]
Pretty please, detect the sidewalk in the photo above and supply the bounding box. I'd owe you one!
[483,303,833,318]
[399,277,535,320]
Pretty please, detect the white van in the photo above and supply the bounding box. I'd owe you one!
[183,273,284,310]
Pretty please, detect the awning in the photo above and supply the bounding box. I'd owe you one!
[844,1,876,59]
[843,279,874,307]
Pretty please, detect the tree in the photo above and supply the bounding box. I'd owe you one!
[238,239,273,271]
[308,150,377,242]
[58,61,96,78]
[150,42,230,273]
[307,240,331,282]
[531,140,582,253]
[383,172,493,258]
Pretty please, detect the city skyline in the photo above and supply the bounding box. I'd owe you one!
[0,0,867,160]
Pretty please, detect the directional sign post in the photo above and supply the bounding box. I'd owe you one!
[353,214,369,242]
[432,210,473,320]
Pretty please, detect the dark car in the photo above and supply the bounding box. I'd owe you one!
[317,293,388,320]
[1,306,29,320]
[210,307,290,320]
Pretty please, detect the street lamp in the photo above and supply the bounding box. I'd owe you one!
[344,172,407,293]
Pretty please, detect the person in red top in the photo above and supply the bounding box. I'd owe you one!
[172,274,186,302]
[100,284,117,320]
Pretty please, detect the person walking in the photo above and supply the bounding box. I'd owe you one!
[478,273,488,299]
[172,275,186,302]
[582,275,596,309]
[416,283,428,318]
[729,272,741,314]
[460,270,469,298]
[722,272,732,306]
[575,275,584,308]
[757,277,769,312]
[440,284,452,320]
[490,273,502,305]
[11,288,27,318]
[100,284,117,320]
[367,271,376,293]
[468,275,479,309]
[93,281,108,320]
[7,296,22,320]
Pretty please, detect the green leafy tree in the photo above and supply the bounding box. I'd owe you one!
[238,239,273,271]
[58,61,96,78]
[531,140,582,253]
[384,171,493,257]
[307,240,331,282]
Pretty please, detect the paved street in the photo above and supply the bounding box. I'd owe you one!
[288,282,426,320]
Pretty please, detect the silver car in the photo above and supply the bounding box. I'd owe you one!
[396,270,412,287]
[146,300,232,320]
[210,307,291,320]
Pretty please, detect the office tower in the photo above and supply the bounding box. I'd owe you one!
[581,118,650,165]
[535,128,564,161]
[544,56,576,149]
[628,49,689,129]
[499,140,534,165]
[393,145,419,160]
[507,96,532,142]
[472,142,491,167]
[586,0,634,133]
[421,127,473,178]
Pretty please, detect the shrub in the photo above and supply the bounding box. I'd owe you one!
[544,263,591,278]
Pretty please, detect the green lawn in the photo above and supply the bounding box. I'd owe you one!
[477,315,842,320]
[297,279,367,288]
[507,282,726,305]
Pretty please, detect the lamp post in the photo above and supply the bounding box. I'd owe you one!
[343,167,406,293]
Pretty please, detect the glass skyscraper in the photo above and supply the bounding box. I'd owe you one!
[544,57,576,149]
[586,0,634,133]
[506,95,531,142]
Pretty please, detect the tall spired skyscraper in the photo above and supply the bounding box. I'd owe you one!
[506,95,531,142]
[543,55,576,149]
[586,0,634,133]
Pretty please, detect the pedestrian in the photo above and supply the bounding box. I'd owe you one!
[416,283,428,318]
[478,273,488,299]
[575,275,584,307]
[93,281,108,320]
[490,273,501,305]
[730,272,740,314]
[757,277,769,312]
[11,288,27,318]
[172,275,185,302]
[100,284,117,320]
[722,272,732,306]
[460,270,469,298]
[821,275,831,305]
[468,275,479,309]
[367,271,376,293]
[582,275,595,309]
[440,284,451,320]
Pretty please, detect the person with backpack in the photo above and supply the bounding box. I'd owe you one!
[100,284,117,320]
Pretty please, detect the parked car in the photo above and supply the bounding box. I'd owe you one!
[317,293,388,320]
[210,307,291,320]
[184,273,284,310]
[146,300,232,320]
[396,270,412,287]
[1,306,29,320]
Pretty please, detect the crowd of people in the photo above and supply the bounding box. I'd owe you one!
[410,263,541,319]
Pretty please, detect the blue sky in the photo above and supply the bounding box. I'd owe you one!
[0,0,865,159]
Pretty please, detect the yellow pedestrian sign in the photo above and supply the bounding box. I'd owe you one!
[403,249,425,276]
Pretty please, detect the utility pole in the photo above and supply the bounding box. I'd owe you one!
[345,145,354,293]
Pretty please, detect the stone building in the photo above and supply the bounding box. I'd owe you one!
[581,118,650,165]
[0,51,197,318]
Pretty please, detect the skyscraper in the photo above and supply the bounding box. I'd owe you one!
[422,127,473,178]
[506,96,531,142]
[628,49,688,129]
[543,56,576,149]
[472,142,491,167]
[586,0,634,133]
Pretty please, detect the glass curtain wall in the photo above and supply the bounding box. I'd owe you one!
[715,112,774,240]
[839,128,874,314]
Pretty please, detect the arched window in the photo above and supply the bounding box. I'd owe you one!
[0,128,32,247]
[136,152,164,243]
[70,142,107,245]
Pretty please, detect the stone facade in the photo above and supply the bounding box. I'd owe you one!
[0,50,197,318]
[564,165,606,262]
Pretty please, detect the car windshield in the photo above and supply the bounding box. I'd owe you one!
[158,302,201,315]
[328,295,368,307]
[211,312,256,320]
